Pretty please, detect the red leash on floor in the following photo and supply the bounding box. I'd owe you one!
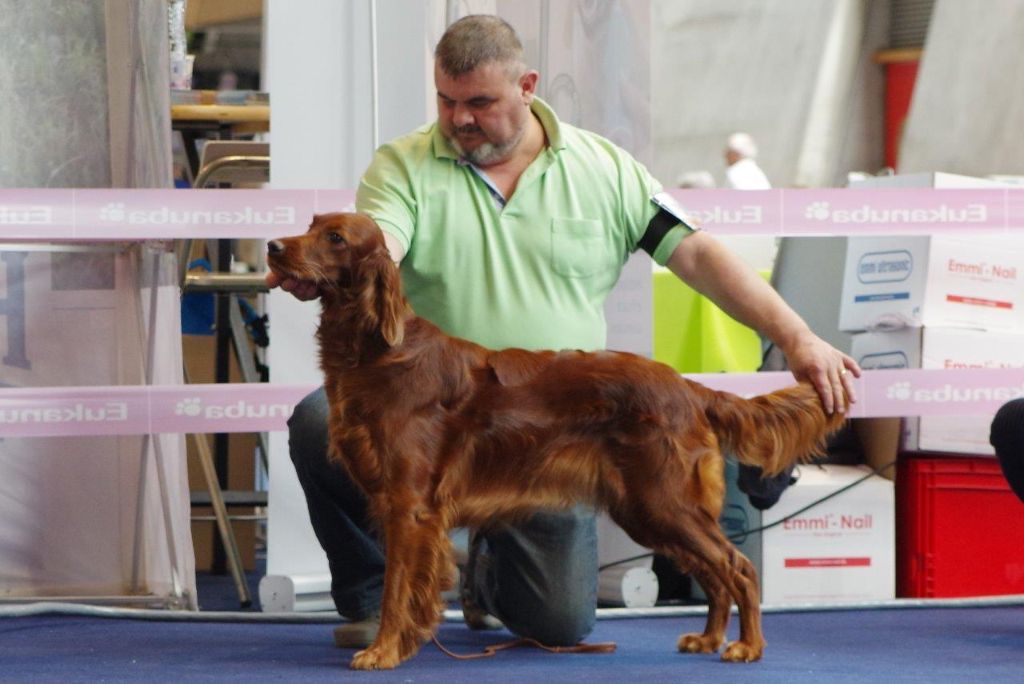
[432,634,617,660]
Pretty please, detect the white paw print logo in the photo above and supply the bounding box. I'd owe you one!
[886,382,911,400]
[804,201,831,220]
[99,203,127,222]
[175,398,203,417]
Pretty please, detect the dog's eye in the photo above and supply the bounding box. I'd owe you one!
[327,232,346,246]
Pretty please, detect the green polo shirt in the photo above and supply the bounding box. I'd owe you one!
[356,98,690,352]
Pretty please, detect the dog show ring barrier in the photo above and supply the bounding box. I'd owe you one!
[2,186,1024,612]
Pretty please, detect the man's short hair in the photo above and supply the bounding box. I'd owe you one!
[435,15,525,78]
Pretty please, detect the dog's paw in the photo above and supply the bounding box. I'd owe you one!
[350,647,400,670]
[677,632,723,654]
[721,640,763,663]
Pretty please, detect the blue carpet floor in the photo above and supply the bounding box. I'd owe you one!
[2,605,1023,683]
[194,566,264,612]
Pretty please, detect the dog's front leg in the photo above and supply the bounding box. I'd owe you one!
[350,502,448,670]
[405,510,452,640]
[350,506,419,670]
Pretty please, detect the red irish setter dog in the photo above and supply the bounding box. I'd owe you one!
[267,213,845,670]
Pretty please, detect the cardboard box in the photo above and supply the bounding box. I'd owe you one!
[851,327,1024,455]
[839,235,1024,333]
[848,171,1017,190]
[897,455,1024,597]
[720,462,895,605]
[850,326,922,370]
[840,173,1024,333]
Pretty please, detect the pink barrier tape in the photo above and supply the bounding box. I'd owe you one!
[1,188,1022,240]
[0,383,316,438]
[0,188,355,240]
[2,369,1022,438]
[664,188,1017,236]
[689,368,1024,419]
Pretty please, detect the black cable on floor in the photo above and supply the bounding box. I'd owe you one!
[597,458,898,573]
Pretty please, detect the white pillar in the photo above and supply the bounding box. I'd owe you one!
[262,0,432,603]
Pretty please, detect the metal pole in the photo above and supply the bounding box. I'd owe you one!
[369,0,380,151]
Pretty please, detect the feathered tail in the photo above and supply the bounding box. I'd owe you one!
[704,383,847,476]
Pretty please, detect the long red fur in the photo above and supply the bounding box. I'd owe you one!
[267,213,846,670]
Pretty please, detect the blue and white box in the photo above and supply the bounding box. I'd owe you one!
[839,236,1024,333]
[851,327,1024,454]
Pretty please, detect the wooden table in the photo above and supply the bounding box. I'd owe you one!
[171,104,269,180]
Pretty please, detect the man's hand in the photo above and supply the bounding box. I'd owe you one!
[665,233,861,415]
[780,330,861,415]
[265,270,321,301]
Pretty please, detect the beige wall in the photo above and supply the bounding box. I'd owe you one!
[650,0,889,190]
[899,0,1024,176]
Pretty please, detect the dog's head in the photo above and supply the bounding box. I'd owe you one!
[268,212,406,347]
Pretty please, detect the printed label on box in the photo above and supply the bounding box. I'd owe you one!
[719,462,894,605]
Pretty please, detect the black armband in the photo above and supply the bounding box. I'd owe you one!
[638,208,684,257]
[639,192,697,257]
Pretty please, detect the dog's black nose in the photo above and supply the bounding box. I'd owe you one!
[267,240,284,254]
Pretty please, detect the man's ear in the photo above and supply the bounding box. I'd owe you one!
[520,70,539,104]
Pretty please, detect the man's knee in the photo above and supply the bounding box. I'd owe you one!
[505,599,596,647]
[287,387,328,469]
[484,508,598,646]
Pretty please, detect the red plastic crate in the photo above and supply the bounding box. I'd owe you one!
[897,455,1024,597]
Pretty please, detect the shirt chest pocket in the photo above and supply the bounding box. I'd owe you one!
[550,218,618,278]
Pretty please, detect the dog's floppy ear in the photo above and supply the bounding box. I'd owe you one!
[357,250,406,347]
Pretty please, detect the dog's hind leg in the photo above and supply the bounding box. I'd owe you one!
[678,523,765,662]
[612,511,731,655]
[672,553,731,654]
[611,501,764,662]
[718,544,765,662]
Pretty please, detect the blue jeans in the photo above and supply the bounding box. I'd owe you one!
[287,387,598,646]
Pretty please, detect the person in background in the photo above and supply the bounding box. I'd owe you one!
[724,132,771,190]
[217,69,239,91]
[991,398,1024,503]
[267,14,858,651]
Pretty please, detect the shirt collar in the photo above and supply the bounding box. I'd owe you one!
[431,96,565,161]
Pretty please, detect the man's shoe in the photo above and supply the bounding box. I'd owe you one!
[461,598,504,631]
[737,463,797,511]
[333,614,380,649]
[460,532,504,631]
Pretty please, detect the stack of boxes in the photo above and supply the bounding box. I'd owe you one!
[843,173,1024,455]
[720,173,1024,605]
[842,173,1024,597]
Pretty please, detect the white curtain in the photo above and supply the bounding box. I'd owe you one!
[0,245,195,607]
[0,0,191,607]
